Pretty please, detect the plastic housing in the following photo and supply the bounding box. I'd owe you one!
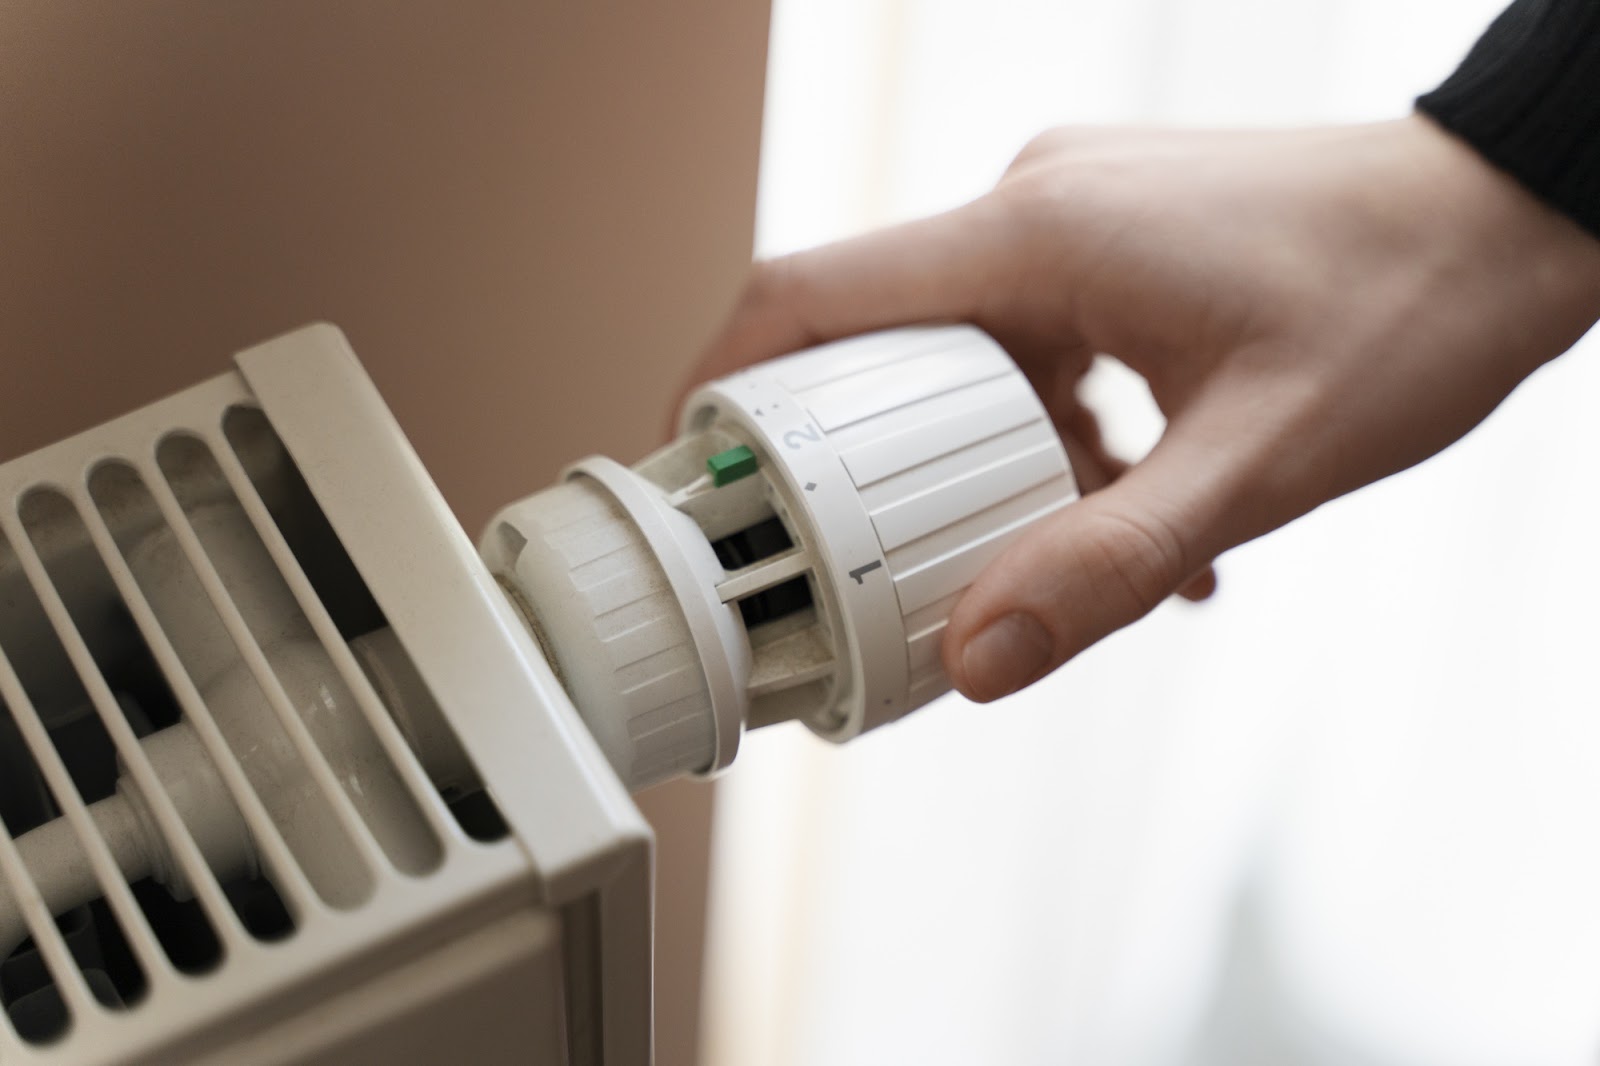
[484,325,1078,792]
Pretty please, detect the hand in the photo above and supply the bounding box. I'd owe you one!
[681,116,1600,702]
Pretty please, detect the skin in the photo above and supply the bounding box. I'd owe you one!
[681,114,1600,703]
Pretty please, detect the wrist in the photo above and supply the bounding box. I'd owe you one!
[1394,113,1600,374]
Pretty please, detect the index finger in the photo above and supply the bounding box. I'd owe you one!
[675,194,1026,408]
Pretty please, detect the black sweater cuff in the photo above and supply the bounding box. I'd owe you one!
[1417,0,1600,237]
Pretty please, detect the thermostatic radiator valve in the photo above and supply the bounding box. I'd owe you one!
[483,325,1078,791]
[0,325,1076,970]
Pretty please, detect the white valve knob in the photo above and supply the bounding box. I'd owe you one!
[683,324,1078,739]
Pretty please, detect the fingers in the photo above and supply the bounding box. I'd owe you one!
[684,195,1026,391]
[1057,398,1220,604]
[943,427,1234,702]
[1053,400,1126,495]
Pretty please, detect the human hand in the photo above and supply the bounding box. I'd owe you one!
[681,116,1600,702]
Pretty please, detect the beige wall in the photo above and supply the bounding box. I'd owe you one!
[0,4,769,1062]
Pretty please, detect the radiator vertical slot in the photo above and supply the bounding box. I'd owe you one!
[0,522,154,1040]
[0,644,94,1049]
[154,432,439,885]
[0,793,93,1048]
[20,485,304,968]
[222,405,510,845]
[86,461,315,941]
[102,445,378,910]
[213,409,461,853]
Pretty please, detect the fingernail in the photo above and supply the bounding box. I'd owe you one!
[960,612,1053,702]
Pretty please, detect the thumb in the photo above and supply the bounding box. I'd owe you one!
[943,432,1235,702]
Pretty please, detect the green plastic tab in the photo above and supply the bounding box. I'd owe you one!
[707,444,758,487]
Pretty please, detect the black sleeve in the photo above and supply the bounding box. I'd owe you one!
[1417,0,1600,237]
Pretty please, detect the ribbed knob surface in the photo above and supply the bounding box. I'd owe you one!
[688,325,1077,735]
[783,328,1076,703]
[485,478,718,791]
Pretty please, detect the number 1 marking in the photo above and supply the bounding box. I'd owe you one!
[848,560,883,585]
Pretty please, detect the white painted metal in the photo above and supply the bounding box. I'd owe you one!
[0,325,648,1065]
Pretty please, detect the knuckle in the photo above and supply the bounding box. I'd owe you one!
[1005,125,1112,178]
[1008,127,1073,174]
[739,256,791,310]
[1079,506,1190,619]
[737,254,818,337]
[992,146,1111,236]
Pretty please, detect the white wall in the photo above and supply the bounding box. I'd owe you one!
[705,2,1600,1064]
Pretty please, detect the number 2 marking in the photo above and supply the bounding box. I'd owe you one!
[783,423,822,450]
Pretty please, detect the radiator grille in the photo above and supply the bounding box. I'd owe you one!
[0,373,513,1061]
